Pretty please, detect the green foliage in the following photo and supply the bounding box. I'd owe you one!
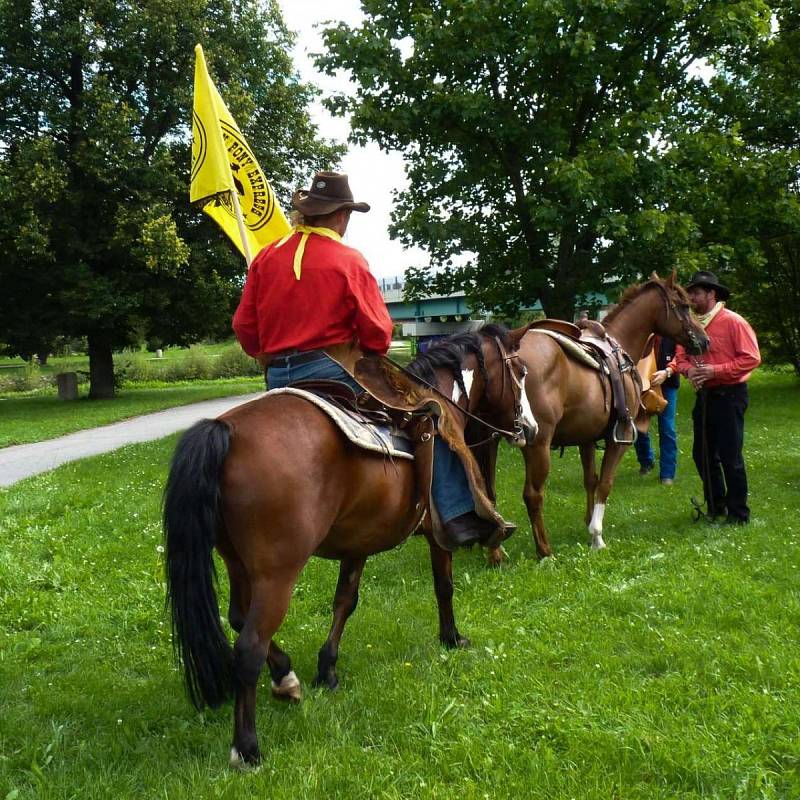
[0,344,262,397]
[318,1,777,319]
[0,372,799,797]
[700,2,800,374]
[0,0,342,396]
[0,359,45,393]
[212,344,265,379]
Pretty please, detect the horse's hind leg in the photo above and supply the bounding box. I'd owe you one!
[313,557,366,690]
[425,532,469,648]
[579,443,599,527]
[230,571,300,767]
[267,641,302,702]
[223,556,250,634]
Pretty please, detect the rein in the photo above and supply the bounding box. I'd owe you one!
[385,344,522,442]
[459,336,528,450]
[492,336,529,442]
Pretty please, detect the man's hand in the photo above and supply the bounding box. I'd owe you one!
[688,364,714,389]
[650,370,668,387]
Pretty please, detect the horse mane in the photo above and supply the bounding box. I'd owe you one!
[602,276,689,325]
[406,325,502,394]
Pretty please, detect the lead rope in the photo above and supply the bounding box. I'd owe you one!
[692,388,717,523]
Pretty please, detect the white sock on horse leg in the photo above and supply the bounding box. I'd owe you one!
[589,503,607,549]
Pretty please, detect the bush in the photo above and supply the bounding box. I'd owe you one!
[163,346,214,381]
[213,346,262,378]
[114,351,157,384]
[0,360,55,393]
[1,343,261,393]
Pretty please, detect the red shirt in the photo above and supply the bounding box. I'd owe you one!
[232,231,393,357]
[672,307,761,388]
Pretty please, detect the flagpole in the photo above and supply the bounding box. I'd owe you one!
[230,190,253,266]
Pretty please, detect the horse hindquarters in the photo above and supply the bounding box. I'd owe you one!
[163,418,236,710]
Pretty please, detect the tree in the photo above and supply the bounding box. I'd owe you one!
[690,0,800,373]
[0,0,342,397]
[317,0,771,318]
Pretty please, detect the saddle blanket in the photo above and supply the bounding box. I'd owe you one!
[267,387,414,461]
[529,329,604,370]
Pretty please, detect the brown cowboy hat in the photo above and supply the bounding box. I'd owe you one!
[686,270,730,301]
[291,171,370,216]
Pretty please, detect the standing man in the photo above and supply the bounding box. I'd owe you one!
[232,170,504,549]
[671,271,761,524]
[635,336,679,485]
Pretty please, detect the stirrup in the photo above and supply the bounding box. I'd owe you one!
[611,419,637,445]
[484,521,516,550]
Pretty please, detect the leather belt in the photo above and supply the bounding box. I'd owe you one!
[269,349,328,369]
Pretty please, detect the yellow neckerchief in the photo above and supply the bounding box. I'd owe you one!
[274,225,342,280]
[693,301,725,329]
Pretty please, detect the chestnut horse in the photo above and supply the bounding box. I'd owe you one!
[478,273,709,561]
[163,326,531,765]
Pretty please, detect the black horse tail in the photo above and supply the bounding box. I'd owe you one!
[164,418,235,710]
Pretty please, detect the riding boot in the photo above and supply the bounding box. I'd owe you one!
[442,512,516,550]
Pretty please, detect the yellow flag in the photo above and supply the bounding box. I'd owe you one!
[190,44,290,261]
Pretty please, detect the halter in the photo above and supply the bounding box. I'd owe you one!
[652,281,705,353]
[491,336,530,446]
[446,334,531,448]
[388,332,529,443]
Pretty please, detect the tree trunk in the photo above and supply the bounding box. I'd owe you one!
[88,333,115,399]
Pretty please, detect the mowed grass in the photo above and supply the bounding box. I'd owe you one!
[0,378,263,448]
[0,373,798,798]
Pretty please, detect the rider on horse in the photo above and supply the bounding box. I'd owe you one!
[232,170,509,551]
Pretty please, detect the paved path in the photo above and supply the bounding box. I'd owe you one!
[0,393,262,488]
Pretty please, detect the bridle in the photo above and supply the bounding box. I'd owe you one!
[386,333,529,445]
[653,281,706,353]
[456,334,530,448]
[489,335,530,446]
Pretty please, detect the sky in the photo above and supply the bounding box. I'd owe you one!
[277,0,427,281]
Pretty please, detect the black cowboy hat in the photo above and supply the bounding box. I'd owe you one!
[291,171,370,216]
[686,270,730,301]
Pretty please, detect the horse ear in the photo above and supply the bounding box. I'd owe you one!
[649,270,661,282]
[665,270,677,287]
[505,324,531,353]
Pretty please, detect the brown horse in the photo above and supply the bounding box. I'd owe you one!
[478,273,709,561]
[163,326,531,765]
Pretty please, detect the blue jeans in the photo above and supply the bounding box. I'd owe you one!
[431,437,474,522]
[635,386,678,480]
[267,354,473,523]
[266,354,362,393]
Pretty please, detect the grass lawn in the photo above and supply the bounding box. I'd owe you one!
[0,372,798,798]
[0,378,263,448]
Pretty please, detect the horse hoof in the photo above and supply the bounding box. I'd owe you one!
[590,536,607,550]
[271,670,303,703]
[311,673,339,691]
[230,746,260,769]
[486,546,507,567]
[441,634,470,649]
